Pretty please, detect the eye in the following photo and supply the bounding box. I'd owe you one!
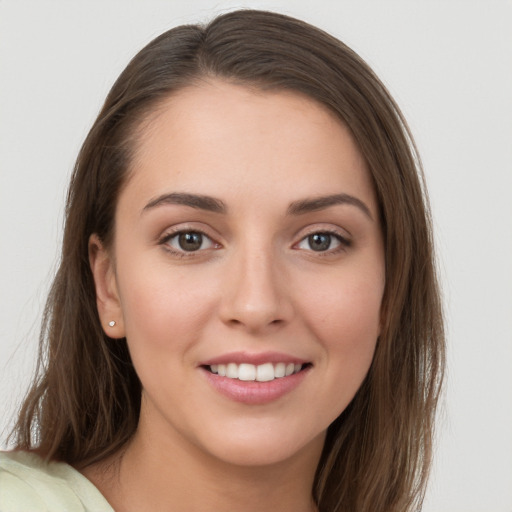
[164,231,216,253]
[296,232,348,252]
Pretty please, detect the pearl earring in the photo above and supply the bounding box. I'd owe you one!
[108,321,116,327]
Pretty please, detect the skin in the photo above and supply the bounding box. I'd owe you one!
[87,81,385,512]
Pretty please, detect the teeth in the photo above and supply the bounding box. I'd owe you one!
[226,363,238,379]
[274,362,286,378]
[209,362,304,381]
[239,363,256,381]
[256,362,274,382]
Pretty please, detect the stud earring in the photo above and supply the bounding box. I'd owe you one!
[108,321,116,327]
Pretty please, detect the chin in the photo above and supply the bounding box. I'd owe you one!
[195,423,326,469]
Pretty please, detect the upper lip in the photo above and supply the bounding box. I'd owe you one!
[200,351,310,367]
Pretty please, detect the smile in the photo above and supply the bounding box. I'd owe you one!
[208,362,304,381]
[200,352,312,404]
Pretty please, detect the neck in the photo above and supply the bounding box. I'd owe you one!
[83,417,322,512]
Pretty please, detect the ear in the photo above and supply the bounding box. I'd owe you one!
[89,234,125,338]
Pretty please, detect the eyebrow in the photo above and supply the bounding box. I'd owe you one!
[287,193,373,219]
[142,192,227,214]
[141,191,372,220]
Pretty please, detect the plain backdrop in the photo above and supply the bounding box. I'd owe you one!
[1,1,511,511]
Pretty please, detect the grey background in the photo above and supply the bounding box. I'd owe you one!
[1,1,511,510]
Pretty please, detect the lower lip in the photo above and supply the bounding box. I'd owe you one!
[201,367,310,405]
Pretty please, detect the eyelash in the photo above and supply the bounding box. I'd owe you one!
[158,228,351,258]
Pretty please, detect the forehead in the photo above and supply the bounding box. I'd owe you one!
[124,80,376,214]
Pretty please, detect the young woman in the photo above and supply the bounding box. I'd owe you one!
[0,9,444,512]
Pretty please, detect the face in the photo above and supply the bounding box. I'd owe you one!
[91,81,385,469]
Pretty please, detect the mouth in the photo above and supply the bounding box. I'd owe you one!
[199,352,312,404]
[203,362,311,382]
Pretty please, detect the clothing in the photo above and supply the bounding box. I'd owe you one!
[0,451,113,512]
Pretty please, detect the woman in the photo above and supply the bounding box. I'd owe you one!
[0,9,444,512]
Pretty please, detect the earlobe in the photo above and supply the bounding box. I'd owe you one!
[88,234,125,338]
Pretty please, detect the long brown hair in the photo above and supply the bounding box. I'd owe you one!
[10,10,444,512]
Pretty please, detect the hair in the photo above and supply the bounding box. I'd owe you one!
[10,9,444,512]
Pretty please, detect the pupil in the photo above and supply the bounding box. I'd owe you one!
[309,233,331,251]
[178,232,202,251]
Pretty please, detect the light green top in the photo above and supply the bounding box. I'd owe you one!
[0,450,113,511]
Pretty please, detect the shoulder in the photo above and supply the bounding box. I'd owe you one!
[0,451,113,512]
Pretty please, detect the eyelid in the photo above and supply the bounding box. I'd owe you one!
[294,224,351,243]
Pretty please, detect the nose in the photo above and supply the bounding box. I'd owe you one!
[218,246,294,334]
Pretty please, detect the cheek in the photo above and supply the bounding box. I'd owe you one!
[298,266,384,360]
[116,258,219,358]
[287,267,384,434]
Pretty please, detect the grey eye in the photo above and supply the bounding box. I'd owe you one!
[308,233,331,251]
[297,232,345,252]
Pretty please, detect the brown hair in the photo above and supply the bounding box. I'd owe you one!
[10,9,444,512]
